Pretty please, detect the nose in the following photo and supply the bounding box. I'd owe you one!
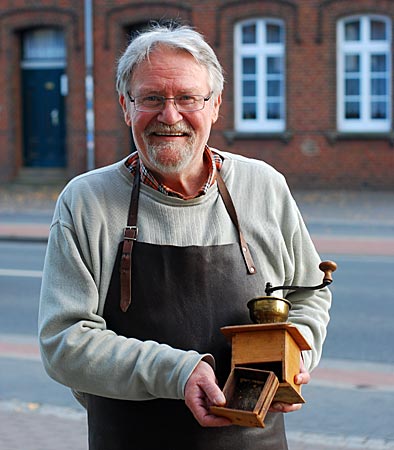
[157,99,183,125]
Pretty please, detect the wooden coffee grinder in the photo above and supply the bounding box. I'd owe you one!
[211,261,337,428]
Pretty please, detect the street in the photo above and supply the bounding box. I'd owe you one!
[0,237,393,449]
[320,253,394,364]
[0,242,44,336]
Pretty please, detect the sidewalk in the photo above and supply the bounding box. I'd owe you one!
[1,398,393,450]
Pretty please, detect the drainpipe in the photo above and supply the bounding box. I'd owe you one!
[84,0,95,171]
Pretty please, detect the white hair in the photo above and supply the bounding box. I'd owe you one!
[116,24,224,101]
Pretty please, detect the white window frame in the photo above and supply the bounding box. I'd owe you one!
[234,18,286,132]
[337,15,391,132]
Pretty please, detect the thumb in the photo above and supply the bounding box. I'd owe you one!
[202,380,226,406]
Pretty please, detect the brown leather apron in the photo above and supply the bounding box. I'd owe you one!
[86,168,288,450]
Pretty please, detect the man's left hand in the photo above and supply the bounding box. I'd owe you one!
[269,358,311,413]
[184,360,232,427]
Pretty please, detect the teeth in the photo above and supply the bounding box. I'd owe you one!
[155,132,184,136]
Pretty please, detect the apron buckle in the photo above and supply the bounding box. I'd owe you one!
[124,225,138,240]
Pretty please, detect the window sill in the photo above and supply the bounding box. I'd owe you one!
[223,130,293,145]
[325,131,394,146]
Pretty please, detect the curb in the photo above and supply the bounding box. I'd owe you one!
[311,235,394,256]
[1,224,394,257]
[0,223,49,243]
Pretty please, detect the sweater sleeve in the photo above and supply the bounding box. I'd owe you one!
[281,194,332,372]
[38,204,211,403]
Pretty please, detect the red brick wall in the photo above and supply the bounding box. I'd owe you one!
[206,0,394,189]
[1,0,393,189]
[0,1,85,181]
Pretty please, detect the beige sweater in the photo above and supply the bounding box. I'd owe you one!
[38,149,331,404]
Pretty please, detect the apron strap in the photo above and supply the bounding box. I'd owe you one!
[215,171,256,275]
[119,161,256,312]
[120,163,140,312]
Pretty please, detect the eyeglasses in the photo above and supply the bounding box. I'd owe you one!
[127,92,213,113]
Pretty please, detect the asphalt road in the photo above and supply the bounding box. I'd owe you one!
[320,253,394,364]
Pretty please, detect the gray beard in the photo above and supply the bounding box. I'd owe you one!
[142,131,197,174]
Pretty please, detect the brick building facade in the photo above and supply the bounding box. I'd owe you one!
[1,0,393,189]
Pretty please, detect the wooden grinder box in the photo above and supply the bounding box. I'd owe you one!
[210,367,279,428]
[210,323,311,427]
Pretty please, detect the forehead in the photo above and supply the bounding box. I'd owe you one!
[131,46,210,93]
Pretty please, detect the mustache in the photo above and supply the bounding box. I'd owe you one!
[145,122,193,135]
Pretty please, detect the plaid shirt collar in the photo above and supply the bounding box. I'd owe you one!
[125,146,223,199]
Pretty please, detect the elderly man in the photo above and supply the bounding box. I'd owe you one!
[39,24,331,450]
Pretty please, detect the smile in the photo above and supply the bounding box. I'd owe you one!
[154,132,185,136]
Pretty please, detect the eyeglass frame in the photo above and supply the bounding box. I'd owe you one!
[126,91,213,113]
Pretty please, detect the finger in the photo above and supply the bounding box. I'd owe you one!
[294,371,311,385]
[294,358,311,385]
[270,402,303,413]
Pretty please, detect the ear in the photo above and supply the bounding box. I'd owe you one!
[119,95,132,127]
[211,93,222,124]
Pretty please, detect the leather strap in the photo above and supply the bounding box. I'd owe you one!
[120,163,140,312]
[119,162,256,312]
[216,171,256,275]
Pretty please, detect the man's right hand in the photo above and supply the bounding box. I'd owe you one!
[184,360,232,427]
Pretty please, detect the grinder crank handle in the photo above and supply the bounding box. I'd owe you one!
[265,260,338,295]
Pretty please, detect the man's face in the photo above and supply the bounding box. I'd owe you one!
[120,46,221,178]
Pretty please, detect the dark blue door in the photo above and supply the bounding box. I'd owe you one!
[22,69,66,167]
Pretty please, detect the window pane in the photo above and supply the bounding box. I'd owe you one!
[266,24,282,43]
[242,24,256,44]
[242,102,257,119]
[338,16,391,130]
[242,57,256,74]
[345,55,360,73]
[267,57,282,74]
[243,80,256,96]
[267,80,281,97]
[23,28,66,60]
[371,54,387,72]
[345,79,360,95]
[236,19,285,127]
[345,20,360,41]
[371,78,387,95]
[371,101,387,119]
[371,20,387,40]
[267,102,281,119]
[345,101,360,118]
